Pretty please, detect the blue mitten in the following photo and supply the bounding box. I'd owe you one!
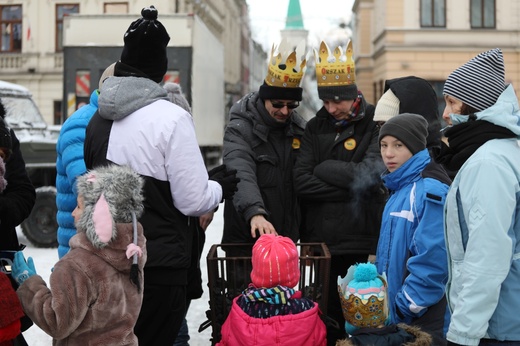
[12,251,37,285]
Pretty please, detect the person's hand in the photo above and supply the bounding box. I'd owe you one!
[11,251,37,285]
[207,164,226,178]
[208,164,240,201]
[250,215,278,238]
[199,211,214,231]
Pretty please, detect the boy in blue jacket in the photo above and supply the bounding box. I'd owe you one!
[376,113,450,345]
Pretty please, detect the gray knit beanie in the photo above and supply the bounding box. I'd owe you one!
[378,113,428,154]
[443,48,505,112]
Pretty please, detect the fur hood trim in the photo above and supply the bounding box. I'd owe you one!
[335,323,433,346]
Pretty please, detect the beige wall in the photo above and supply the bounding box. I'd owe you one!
[0,0,247,124]
[353,0,520,105]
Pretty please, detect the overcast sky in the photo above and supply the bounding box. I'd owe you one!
[246,0,355,50]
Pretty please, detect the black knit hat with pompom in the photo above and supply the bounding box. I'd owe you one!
[120,6,170,83]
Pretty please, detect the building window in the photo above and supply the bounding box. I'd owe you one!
[420,0,446,27]
[54,100,63,125]
[56,4,79,52]
[104,2,129,14]
[1,5,22,52]
[471,0,495,28]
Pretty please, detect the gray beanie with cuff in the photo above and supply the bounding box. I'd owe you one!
[378,113,428,154]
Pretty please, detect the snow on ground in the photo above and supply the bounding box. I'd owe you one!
[18,207,224,345]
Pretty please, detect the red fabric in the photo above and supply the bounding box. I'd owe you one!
[0,273,24,342]
[0,320,20,342]
[250,235,299,288]
[217,296,327,346]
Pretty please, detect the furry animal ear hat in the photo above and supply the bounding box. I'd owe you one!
[76,165,144,248]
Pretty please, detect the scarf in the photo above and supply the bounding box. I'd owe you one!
[237,284,314,318]
[328,91,366,128]
[435,120,516,172]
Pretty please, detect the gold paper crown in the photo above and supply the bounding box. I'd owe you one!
[340,293,387,329]
[314,40,356,87]
[264,43,307,88]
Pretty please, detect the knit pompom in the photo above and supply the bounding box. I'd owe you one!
[141,6,158,20]
[353,262,378,282]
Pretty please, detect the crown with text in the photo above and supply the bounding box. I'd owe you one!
[314,40,356,87]
[264,42,307,88]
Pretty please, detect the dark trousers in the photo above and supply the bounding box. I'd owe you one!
[134,283,186,346]
[411,295,448,346]
[326,253,368,346]
[223,245,254,296]
[479,340,520,346]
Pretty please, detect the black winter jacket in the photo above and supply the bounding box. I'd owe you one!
[222,92,306,246]
[1,129,35,250]
[293,101,386,255]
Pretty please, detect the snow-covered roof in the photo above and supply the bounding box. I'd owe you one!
[0,80,31,96]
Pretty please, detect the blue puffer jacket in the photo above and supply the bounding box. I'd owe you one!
[55,90,99,258]
[376,149,449,328]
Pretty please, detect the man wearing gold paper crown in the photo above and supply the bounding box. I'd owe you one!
[221,42,307,284]
[294,40,387,345]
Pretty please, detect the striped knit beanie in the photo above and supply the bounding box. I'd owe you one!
[443,48,505,112]
[251,234,299,288]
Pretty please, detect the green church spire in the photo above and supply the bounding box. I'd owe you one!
[285,0,304,29]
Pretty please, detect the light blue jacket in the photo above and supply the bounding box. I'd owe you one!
[376,149,449,327]
[445,84,520,345]
[56,90,99,258]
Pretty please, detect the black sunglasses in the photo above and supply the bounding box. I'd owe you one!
[271,101,299,109]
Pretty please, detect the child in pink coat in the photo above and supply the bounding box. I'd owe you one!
[217,234,326,346]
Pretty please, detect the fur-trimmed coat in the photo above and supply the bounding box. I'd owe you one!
[16,223,146,346]
[335,323,433,346]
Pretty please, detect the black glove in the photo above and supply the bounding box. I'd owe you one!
[208,164,226,179]
[208,164,239,201]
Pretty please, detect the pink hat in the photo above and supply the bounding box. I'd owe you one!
[250,234,300,288]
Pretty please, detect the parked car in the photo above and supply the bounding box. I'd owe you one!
[0,80,58,248]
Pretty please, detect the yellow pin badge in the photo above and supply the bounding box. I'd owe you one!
[344,138,356,150]
[292,138,301,149]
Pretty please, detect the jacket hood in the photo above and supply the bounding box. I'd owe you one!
[229,92,260,123]
[384,76,442,148]
[474,84,520,136]
[98,76,168,120]
[69,223,145,274]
